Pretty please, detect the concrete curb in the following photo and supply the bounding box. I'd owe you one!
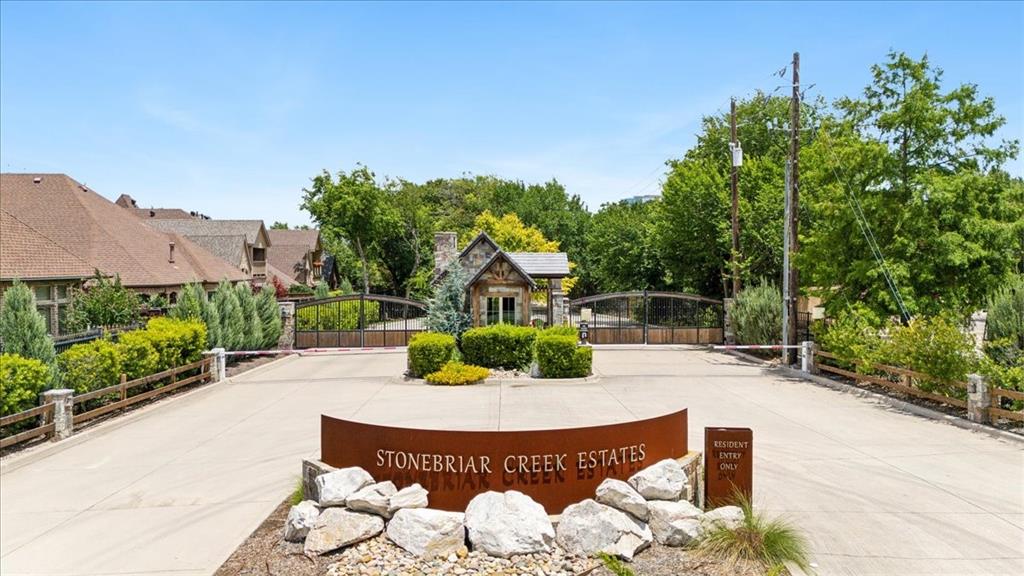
[0,353,300,474]
[718,349,1024,445]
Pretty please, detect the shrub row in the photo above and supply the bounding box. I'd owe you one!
[536,332,592,378]
[1,353,52,416]
[57,318,207,395]
[461,324,538,370]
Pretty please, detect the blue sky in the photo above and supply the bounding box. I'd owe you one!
[2,1,1021,226]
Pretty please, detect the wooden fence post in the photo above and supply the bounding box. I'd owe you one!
[119,373,127,402]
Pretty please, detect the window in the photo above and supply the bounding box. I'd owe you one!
[57,285,69,299]
[37,305,52,333]
[485,296,519,325]
[58,304,69,334]
[252,247,266,262]
[34,285,51,302]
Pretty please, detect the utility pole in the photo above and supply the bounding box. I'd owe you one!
[730,98,741,298]
[785,51,801,364]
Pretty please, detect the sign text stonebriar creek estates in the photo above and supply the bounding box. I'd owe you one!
[321,410,688,511]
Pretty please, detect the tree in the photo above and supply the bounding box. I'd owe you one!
[314,280,330,299]
[583,200,664,292]
[425,260,471,339]
[270,221,290,229]
[234,283,263,350]
[302,165,389,294]
[800,52,1022,317]
[0,280,56,365]
[212,281,244,350]
[256,285,283,348]
[377,180,434,298]
[65,272,141,331]
[170,282,204,322]
[470,211,559,253]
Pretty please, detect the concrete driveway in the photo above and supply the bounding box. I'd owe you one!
[1,348,1022,575]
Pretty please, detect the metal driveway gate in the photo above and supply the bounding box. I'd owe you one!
[294,294,427,348]
[568,291,724,345]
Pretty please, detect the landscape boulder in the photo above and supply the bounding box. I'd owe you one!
[346,481,397,518]
[302,459,335,503]
[595,478,649,521]
[283,500,320,542]
[315,467,374,507]
[303,508,384,555]
[700,505,745,531]
[647,500,704,546]
[386,508,466,558]
[388,483,429,516]
[556,499,653,560]
[628,459,687,500]
[464,491,554,558]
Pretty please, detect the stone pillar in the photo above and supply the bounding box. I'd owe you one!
[277,301,295,350]
[550,279,565,326]
[42,389,74,441]
[801,341,818,374]
[967,374,991,424]
[433,232,458,279]
[723,298,736,345]
[211,348,227,382]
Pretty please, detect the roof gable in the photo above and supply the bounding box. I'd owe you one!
[467,250,537,289]
[459,231,500,258]
[144,219,268,246]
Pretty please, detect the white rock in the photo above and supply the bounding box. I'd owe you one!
[283,500,320,542]
[647,500,704,546]
[347,481,397,517]
[303,508,384,555]
[595,478,649,521]
[700,505,745,531]
[315,467,375,507]
[464,491,554,558]
[388,483,429,515]
[556,499,653,560]
[628,459,687,500]
[386,508,466,557]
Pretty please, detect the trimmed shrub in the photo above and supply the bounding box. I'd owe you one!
[881,314,976,397]
[314,280,330,299]
[144,317,207,370]
[408,332,457,377]
[541,325,578,338]
[256,285,283,348]
[536,333,592,378]
[0,280,56,365]
[425,361,489,386]
[58,339,122,394]
[116,331,160,380]
[1,353,51,416]
[460,324,537,369]
[729,281,782,345]
[289,284,314,296]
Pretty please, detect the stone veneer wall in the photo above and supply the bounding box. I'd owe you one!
[278,301,295,350]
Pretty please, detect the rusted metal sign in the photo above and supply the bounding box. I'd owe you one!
[322,410,688,512]
[704,427,753,507]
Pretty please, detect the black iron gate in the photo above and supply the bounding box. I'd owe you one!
[294,294,428,348]
[568,291,724,345]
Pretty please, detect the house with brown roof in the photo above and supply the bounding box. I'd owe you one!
[1,174,248,334]
[115,194,209,220]
[144,219,271,283]
[266,228,338,288]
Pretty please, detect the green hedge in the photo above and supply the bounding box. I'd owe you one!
[116,331,160,380]
[408,332,457,378]
[460,324,537,369]
[296,300,382,331]
[143,317,207,370]
[58,339,122,394]
[425,361,489,386]
[536,333,592,378]
[1,353,51,416]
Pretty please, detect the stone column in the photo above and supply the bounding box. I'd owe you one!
[723,298,736,345]
[967,374,990,424]
[550,279,565,326]
[801,341,818,374]
[42,389,74,441]
[433,232,458,279]
[277,301,295,350]
[210,348,227,382]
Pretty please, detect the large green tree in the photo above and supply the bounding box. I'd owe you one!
[0,280,56,365]
[583,200,664,292]
[800,51,1022,317]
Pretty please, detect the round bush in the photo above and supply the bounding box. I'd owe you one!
[425,361,489,386]
[58,339,123,394]
[460,324,537,369]
[408,332,457,378]
[1,353,51,416]
[116,331,160,380]
[144,317,207,370]
[730,282,782,345]
[536,333,592,378]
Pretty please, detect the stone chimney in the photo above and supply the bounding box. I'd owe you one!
[433,232,457,279]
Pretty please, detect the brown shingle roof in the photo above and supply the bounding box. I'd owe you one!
[144,219,267,245]
[0,210,97,281]
[0,173,247,288]
[266,243,310,283]
[267,229,320,250]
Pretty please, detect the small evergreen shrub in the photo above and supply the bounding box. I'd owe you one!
[235,283,263,350]
[314,280,330,299]
[0,353,51,416]
[58,339,123,393]
[460,324,537,369]
[143,317,207,370]
[256,285,283,348]
[116,331,160,380]
[541,325,578,338]
[170,282,205,322]
[536,333,592,378]
[729,281,782,345]
[0,280,56,365]
[213,281,245,350]
[288,284,314,296]
[425,260,471,340]
[408,332,457,377]
[425,361,489,386]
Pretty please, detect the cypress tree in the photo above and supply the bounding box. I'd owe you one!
[170,281,204,322]
[425,260,471,340]
[213,281,245,351]
[234,283,263,350]
[0,280,56,365]
[256,285,283,349]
